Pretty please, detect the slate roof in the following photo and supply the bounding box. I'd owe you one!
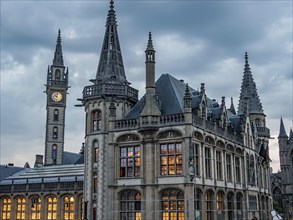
[0,165,24,182]
[63,151,83,165]
[0,164,84,185]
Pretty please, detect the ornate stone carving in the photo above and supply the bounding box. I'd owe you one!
[117,134,139,142]
[158,130,182,139]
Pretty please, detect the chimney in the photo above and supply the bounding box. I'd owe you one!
[34,155,44,168]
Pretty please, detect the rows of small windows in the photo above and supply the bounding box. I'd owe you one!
[118,189,253,220]
[0,195,83,220]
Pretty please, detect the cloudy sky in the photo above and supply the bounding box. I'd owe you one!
[1,0,292,172]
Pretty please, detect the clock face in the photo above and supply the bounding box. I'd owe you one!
[51,92,63,102]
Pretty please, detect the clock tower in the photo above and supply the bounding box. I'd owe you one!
[44,30,69,165]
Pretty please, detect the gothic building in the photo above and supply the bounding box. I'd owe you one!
[0,31,84,220]
[79,1,272,220]
[273,118,293,220]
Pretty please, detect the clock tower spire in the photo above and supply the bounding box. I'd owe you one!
[44,30,69,165]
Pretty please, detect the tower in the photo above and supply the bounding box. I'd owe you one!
[44,30,69,165]
[80,1,138,219]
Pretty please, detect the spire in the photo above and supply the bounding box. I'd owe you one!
[229,97,236,114]
[95,0,127,84]
[184,83,192,109]
[237,52,263,115]
[278,117,288,138]
[52,29,64,66]
[147,32,154,51]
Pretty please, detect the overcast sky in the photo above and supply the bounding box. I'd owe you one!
[1,0,292,172]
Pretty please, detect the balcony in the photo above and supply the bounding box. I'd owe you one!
[257,127,270,137]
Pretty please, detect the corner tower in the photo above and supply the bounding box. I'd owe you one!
[44,30,69,165]
[80,1,138,219]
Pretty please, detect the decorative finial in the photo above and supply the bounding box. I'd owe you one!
[245,52,248,65]
[110,0,114,10]
[147,32,154,50]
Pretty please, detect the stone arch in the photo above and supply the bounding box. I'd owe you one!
[216,140,225,149]
[157,129,182,139]
[194,131,204,141]
[117,133,140,143]
[205,135,215,145]
[226,144,234,152]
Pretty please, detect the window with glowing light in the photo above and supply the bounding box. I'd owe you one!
[1,197,11,220]
[63,196,74,220]
[30,195,41,220]
[161,189,184,220]
[120,190,141,220]
[205,190,214,220]
[160,143,182,176]
[16,197,26,220]
[120,146,140,177]
[46,196,57,220]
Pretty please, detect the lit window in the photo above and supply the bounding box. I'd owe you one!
[16,197,26,220]
[92,110,102,131]
[63,196,74,220]
[120,146,140,177]
[216,151,223,180]
[30,195,41,220]
[53,127,58,139]
[205,148,212,178]
[161,189,184,220]
[160,143,182,176]
[46,196,57,220]
[1,197,11,220]
[120,191,141,220]
[205,191,214,220]
[226,154,232,182]
[53,109,59,121]
[216,191,224,210]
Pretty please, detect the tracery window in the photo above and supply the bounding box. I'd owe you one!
[120,146,140,177]
[92,110,102,131]
[216,151,223,180]
[16,197,26,220]
[226,154,232,181]
[194,189,202,219]
[205,148,212,178]
[30,195,41,220]
[227,192,234,220]
[161,189,184,220]
[236,193,243,220]
[63,196,74,220]
[160,143,183,175]
[46,196,57,220]
[53,109,59,121]
[120,190,141,220]
[235,156,241,183]
[205,190,214,220]
[1,197,11,220]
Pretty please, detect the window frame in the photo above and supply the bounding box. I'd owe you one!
[119,145,141,178]
[160,142,183,176]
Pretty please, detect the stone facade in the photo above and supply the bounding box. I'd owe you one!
[80,1,272,220]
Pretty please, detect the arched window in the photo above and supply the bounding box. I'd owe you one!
[194,189,202,219]
[161,189,184,220]
[216,191,225,219]
[52,145,57,159]
[205,190,214,220]
[16,196,26,220]
[63,196,74,220]
[53,109,59,121]
[236,193,243,220]
[53,127,58,139]
[30,195,41,220]
[93,141,99,162]
[227,192,234,220]
[1,197,11,220]
[55,69,61,80]
[46,196,57,220]
[92,110,102,131]
[120,190,141,220]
